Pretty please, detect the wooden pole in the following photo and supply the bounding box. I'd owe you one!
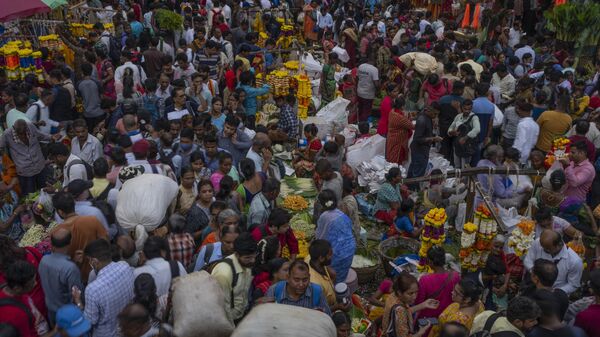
[399,167,545,185]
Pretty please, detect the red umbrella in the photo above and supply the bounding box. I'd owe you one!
[0,0,65,22]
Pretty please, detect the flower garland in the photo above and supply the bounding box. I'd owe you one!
[418,208,447,272]
[544,137,570,169]
[460,204,499,271]
[508,220,535,257]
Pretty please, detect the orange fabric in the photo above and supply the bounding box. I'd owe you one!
[201,232,218,247]
[471,4,481,29]
[2,154,20,196]
[461,4,471,29]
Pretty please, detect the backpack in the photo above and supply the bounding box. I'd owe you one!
[206,258,238,309]
[273,281,322,308]
[142,95,161,125]
[158,143,179,172]
[0,298,34,326]
[469,312,521,337]
[453,114,478,158]
[187,242,216,273]
[50,85,74,122]
[65,159,94,182]
[107,35,122,66]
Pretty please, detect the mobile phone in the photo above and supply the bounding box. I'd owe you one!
[418,318,439,326]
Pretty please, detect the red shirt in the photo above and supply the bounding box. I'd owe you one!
[422,79,452,105]
[377,96,393,136]
[575,303,600,337]
[251,225,299,255]
[225,69,236,91]
[0,290,38,337]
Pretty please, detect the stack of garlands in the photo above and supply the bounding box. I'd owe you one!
[459,222,478,270]
[458,204,499,271]
[418,208,447,272]
[294,73,311,119]
[544,137,570,168]
[508,220,535,257]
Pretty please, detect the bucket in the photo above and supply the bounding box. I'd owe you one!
[378,237,420,276]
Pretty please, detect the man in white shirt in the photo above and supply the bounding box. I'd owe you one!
[418,12,431,35]
[567,119,600,149]
[515,38,536,68]
[135,236,187,303]
[366,12,386,38]
[114,51,147,91]
[70,119,103,166]
[508,22,522,48]
[317,7,334,33]
[26,89,59,134]
[491,64,516,103]
[524,230,583,295]
[512,101,539,164]
[246,132,272,173]
[356,59,380,122]
[48,143,89,186]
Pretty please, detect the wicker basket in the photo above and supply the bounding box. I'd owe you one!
[378,237,420,276]
[354,257,380,285]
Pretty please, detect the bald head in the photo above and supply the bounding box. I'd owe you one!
[13,119,27,135]
[540,230,562,255]
[51,228,72,249]
[253,132,271,149]
[116,235,136,259]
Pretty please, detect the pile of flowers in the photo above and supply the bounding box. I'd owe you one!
[567,238,586,268]
[460,204,499,271]
[418,208,447,272]
[544,137,571,168]
[508,220,535,257]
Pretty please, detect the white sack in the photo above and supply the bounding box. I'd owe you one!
[316,97,350,133]
[399,52,438,75]
[346,134,386,170]
[116,174,179,232]
[332,46,350,63]
[232,303,336,337]
[172,271,235,337]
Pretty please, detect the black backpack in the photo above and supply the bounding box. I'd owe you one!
[65,159,94,182]
[107,35,122,66]
[453,114,478,158]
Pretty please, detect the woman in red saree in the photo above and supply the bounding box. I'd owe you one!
[341,22,359,69]
[386,97,414,165]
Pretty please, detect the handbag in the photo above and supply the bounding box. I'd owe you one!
[427,271,456,300]
[453,114,478,157]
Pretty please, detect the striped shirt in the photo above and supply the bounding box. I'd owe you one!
[193,51,220,79]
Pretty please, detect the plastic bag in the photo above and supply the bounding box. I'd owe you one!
[341,125,359,147]
[232,303,336,337]
[316,97,350,133]
[172,271,234,337]
[332,46,350,63]
[116,174,179,232]
[346,134,386,169]
[455,202,467,231]
[497,205,522,231]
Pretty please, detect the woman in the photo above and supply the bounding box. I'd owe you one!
[415,246,461,320]
[186,179,214,244]
[106,147,128,185]
[382,273,439,337]
[427,279,484,337]
[210,152,234,192]
[386,97,415,165]
[341,21,358,69]
[373,167,403,226]
[339,177,360,239]
[210,97,226,132]
[303,1,319,44]
[236,158,265,213]
[0,181,25,241]
[252,242,288,300]
[316,189,356,282]
[133,273,166,324]
[173,167,197,216]
[94,44,116,100]
[215,175,242,213]
[190,151,211,190]
[377,84,400,137]
[320,53,338,107]
[332,311,353,337]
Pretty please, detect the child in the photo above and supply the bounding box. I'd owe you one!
[190,151,212,191]
[292,123,321,177]
[383,198,421,240]
[356,121,372,142]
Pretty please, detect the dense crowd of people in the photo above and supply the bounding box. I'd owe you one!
[0,0,600,336]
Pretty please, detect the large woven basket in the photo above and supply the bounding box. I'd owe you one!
[354,257,380,285]
[378,237,420,276]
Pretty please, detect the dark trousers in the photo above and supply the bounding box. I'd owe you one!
[407,148,429,190]
[470,143,483,167]
[85,114,106,132]
[18,166,50,196]
[357,97,373,122]
[246,115,256,130]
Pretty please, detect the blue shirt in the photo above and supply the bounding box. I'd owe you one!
[130,21,143,39]
[38,253,83,320]
[472,97,495,142]
[239,84,271,116]
[192,242,224,271]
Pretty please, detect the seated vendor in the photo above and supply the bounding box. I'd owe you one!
[373,167,403,225]
[382,198,422,240]
[476,145,527,209]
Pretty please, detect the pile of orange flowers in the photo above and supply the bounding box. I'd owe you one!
[545,138,571,168]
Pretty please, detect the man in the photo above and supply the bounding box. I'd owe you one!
[70,119,103,166]
[38,228,84,325]
[142,37,164,80]
[51,192,108,283]
[211,232,257,324]
[55,304,92,337]
[135,236,187,306]
[167,214,196,268]
[192,224,240,271]
[245,132,272,173]
[193,40,222,81]
[491,64,516,104]
[251,207,298,260]
[560,140,595,202]
[171,128,199,177]
[356,58,380,122]
[315,159,343,202]
[464,254,506,310]
[6,93,31,129]
[438,81,465,161]
[512,101,540,164]
[0,119,53,195]
[78,63,105,130]
[521,259,569,320]
[408,103,442,180]
[307,240,337,308]
[231,20,249,50]
[248,178,281,231]
[48,143,90,186]
[114,51,147,91]
[25,89,58,134]
[0,260,41,337]
[471,83,495,166]
[471,296,541,337]
[63,179,112,236]
[200,134,229,172]
[536,94,572,153]
[73,239,134,337]
[524,230,583,295]
[568,120,596,163]
[514,53,533,79]
[116,139,164,188]
[218,115,252,167]
[48,69,74,122]
[265,260,331,315]
[529,289,586,337]
[514,37,536,67]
